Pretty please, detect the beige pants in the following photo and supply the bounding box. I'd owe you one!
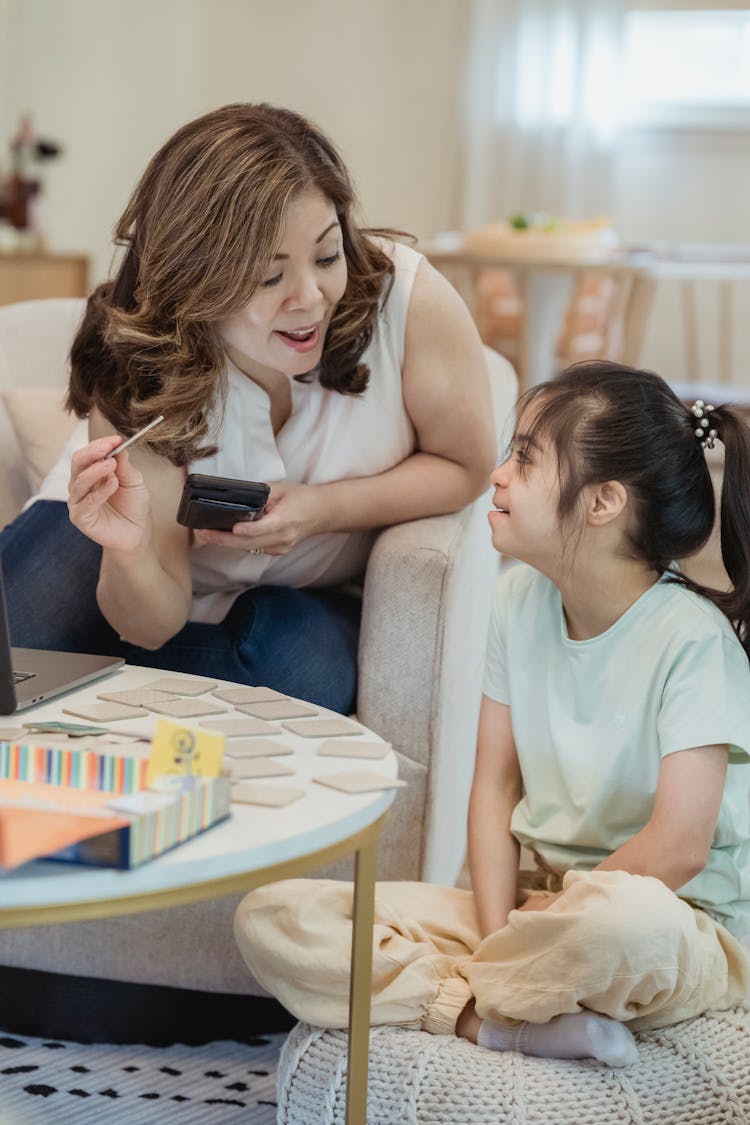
[234,869,750,1034]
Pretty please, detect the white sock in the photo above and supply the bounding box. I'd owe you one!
[477,1011,639,1067]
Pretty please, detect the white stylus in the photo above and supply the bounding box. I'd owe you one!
[104,414,165,459]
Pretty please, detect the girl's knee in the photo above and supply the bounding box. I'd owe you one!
[234,878,354,954]
[561,869,698,944]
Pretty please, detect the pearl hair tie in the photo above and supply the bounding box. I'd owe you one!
[690,400,718,450]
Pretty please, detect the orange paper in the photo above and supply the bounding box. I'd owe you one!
[0,780,129,869]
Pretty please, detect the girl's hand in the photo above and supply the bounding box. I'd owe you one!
[516,891,564,913]
[193,481,327,556]
[68,435,153,553]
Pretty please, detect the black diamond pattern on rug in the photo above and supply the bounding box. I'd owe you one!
[0,1027,285,1123]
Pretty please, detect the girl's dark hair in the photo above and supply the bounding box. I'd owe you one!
[515,360,750,658]
[66,102,402,466]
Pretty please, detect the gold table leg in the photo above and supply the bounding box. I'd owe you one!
[345,829,377,1125]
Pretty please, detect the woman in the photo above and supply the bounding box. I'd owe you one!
[0,103,495,712]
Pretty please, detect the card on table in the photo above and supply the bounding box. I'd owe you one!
[22,720,113,737]
[313,770,407,794]
[282,718,361,739]
[212,686,289,705]
[0,727,28,741]
[237,700,319,721]
[223,738,294,759]
[97,688,180,707]
[62,702,150,722]
[316,739,390,760]
[228,757,296,780]
[145,698,227,719]
[200,716,278,737]
[143,676,219,696]
[231,781,305,807]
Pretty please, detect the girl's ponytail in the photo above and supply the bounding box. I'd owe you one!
[715,407,750,657]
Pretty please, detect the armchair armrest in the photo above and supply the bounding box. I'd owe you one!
[357,346,517,885]
[357,492,499,885]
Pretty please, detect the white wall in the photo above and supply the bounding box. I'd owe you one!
[0,0,467,283]
[614,126,750,389]
[2,0,748,388]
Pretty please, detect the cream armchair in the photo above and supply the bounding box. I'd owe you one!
[0,297,517,999]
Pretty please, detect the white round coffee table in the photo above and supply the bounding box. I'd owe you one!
[0,663,398,1125]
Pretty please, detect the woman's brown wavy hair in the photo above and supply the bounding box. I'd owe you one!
[67,103,401,465]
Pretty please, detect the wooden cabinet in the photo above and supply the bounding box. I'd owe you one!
[0,253,88,305]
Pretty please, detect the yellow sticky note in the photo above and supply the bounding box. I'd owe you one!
[146,718,224,786]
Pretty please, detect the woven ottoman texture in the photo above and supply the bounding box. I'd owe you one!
[276,1006,750,1124]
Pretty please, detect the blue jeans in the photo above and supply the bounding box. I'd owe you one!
[0,501,361,713]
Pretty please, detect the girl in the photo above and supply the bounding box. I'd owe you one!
[234,361,750,1066]
[0,103,494,714]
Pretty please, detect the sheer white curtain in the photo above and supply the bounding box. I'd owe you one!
[457,0,626,227]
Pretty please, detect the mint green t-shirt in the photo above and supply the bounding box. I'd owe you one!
[483,564,750,940]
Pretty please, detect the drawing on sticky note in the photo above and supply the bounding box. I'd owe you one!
[145,718,224,787]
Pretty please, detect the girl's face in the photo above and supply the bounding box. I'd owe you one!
[488,411,567,572]
[218,189,348,381]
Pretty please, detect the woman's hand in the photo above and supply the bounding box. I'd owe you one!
[68,435,153,553]
[193,481,327,556]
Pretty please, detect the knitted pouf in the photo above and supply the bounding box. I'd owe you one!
[276,1007,750,1124]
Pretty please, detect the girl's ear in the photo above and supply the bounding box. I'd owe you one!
[586,480,628,526]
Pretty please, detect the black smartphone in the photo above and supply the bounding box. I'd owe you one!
[177,473,270,531]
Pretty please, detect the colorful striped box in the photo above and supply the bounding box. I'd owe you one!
[53,775,232,869]
[0,741,150,794]
[0,742,231,869]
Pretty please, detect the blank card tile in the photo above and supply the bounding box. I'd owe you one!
[228,758,296,780]
[97,688,180,707]
[313,770,407,794]
[145,698,227,719]
[143,676,218,696]
[316,740,390,760]
[201,717,278,737]
[237,700,319,721]
[63,702,150,722]
[212,686,289,705]
[231,781,305,807]
[224,738,294,759]
[282,718,362,739]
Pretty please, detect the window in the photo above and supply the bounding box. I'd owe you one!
[623,7,750,126]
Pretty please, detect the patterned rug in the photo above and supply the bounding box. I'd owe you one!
[0,1027,286,1124]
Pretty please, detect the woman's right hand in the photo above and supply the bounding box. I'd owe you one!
[68,435,153,552]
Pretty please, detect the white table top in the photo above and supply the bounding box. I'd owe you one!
[1,665,398,912]
[421,236,750,279]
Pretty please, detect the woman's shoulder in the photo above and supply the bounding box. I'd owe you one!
[366,233,423,276]
[362,237,425,359]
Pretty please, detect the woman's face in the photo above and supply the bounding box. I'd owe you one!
[218,189,348,381]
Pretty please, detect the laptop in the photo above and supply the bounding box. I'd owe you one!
[0,564,124,715]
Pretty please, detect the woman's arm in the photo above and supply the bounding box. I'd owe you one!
[595,745,729,890]
[197,259,498,555]
[317,258,497,525]
[468,695,524,938]
[68,407,192,649]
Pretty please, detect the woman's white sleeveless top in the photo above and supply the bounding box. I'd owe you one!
[188,239,420,622]
[32,240,421,623]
